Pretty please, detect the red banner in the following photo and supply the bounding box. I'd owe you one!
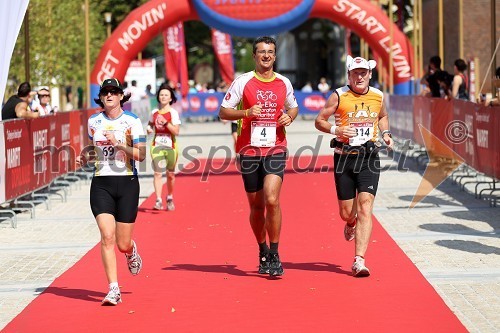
[29,117,56,190]
[211,29,234,85]
[163,22,189,96]
[3,120,33,201]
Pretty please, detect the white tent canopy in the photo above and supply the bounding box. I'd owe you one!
[0,0,30,120]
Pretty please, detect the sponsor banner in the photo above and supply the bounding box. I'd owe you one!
[211,29,234,85]
[387,95,413,141]
[474,105,499,179]
[412,96,432,146]
[30,116,55,190]
[0,123,4,203]
[69,111,83,171]
[3,119,34,201]
[181,92,327,117]
[163,22,189,97]
[54,112,72,176]
[429,98,454,158]
[452,101,478,170]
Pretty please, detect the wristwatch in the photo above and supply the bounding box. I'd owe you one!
[381,130,392,138]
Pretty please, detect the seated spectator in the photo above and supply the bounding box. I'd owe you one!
[301,81,313,93]
[2,82,39,120]
[34,87,54,116]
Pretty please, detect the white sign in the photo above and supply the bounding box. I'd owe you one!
[124,58,156,94]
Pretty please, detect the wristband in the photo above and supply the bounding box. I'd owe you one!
[244,109,248,117]
[381,130,392,138]
[330,125,337,135]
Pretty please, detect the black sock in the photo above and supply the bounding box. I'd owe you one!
[269,242,279,254]
[258,242,269,254]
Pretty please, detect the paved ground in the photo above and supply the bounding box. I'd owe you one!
[0,119,499,332]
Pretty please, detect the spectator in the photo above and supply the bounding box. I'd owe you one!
[188,80,198,93]
[435,70,454,98]
[64,87,74,111]
[485,67,500,107]
[128,80,146,101]
[145,84,155,97]
[420,56,442,97]
[450,59,468,100]
[2,82,39,120]
[33,87,54,116]
[301,81,313,92]
[318,77,330,94]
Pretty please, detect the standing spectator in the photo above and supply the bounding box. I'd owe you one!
[77,78,146,305]
[420,56,442,97]
[128,80,146,101]
[146,84,182,211]
[33,87,54,116]
[145,84,155,98]
[301,81,313,92]
[318,77,330,94]
[219,36,299,277]
[450,59,468,100]
[2,82,39,120]
[315,55,394,277]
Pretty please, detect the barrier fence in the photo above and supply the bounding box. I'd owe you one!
[1,95,498,204]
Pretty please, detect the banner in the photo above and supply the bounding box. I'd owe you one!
[211,29,234,85]
[163,22,189,96]
[0,0,30,115]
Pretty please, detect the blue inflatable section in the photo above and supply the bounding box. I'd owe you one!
[192,0,315,37]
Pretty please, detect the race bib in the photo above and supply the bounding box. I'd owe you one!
[251,121,276,147]
[155,133,173,148]
[349,122,374,146]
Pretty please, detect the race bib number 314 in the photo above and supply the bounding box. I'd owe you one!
[251,121,277,147]
[349,122,374,146]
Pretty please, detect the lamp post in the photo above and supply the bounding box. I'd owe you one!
[104,12,112,37]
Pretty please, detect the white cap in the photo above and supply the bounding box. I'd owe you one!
[346,55,377,71]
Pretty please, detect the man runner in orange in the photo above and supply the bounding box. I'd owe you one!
[315,56,393,277]
[219,36,298,277]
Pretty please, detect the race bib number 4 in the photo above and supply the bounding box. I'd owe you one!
[349,122,374,146]
[251,121,276,147]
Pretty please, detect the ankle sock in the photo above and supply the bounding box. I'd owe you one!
[270,242,279,254]
[258,242,269,254]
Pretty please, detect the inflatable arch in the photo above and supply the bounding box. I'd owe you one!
[90,0,413,105]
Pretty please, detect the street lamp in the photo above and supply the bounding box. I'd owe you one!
[104,12,112,37]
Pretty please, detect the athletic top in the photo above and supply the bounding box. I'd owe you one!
[457,73,468,100]
[221,71,298,156]
[148,107,181,149]
[334,85,384,146]
[88,111,146,176]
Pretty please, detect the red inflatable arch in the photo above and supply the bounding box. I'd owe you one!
[90,0,413,103]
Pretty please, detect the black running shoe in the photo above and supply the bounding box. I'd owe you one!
[258,252,270,274]
[268,252,284,276]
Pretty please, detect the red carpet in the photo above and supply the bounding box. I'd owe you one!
[3,156,467,332]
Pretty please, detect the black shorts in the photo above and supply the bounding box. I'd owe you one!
[239,152,287,193]
[90,176,140,223]
[333,153,380,200]
[231,122,238,134]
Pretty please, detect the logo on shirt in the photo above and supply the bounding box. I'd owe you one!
[224,92,231,101]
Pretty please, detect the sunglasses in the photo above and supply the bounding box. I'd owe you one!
[38,94,50,98]
[100,89,122,96]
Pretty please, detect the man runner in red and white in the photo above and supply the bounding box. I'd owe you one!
[219,36,298,277]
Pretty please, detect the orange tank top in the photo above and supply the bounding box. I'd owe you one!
[334,85,384,144]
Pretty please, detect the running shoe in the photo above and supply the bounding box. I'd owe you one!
[102,286,121,306]
[352,257,370,277]
[268,252,284,276]
[166,199,175,211]
[125,241,142,275]
[153,198,163,210]
[344,220,356,242]
[258,252,270,274]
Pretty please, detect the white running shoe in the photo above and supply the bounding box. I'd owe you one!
[352,257,370,277]
[166,199,175,211]
[125,241,142,275]
[344,221,356,242]
[102,286,121,305]
[153,198,163,210]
